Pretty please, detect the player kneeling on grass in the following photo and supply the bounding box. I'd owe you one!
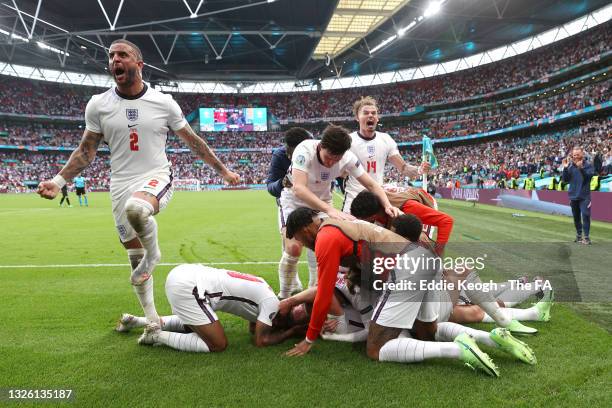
[287,277,538,368]
[119,264,303,352]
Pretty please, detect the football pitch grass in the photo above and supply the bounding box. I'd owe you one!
[1,191,611,407]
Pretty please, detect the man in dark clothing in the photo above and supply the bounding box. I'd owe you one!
[265,128,313,198]
[59,185,72,207]
[561,147,594,245]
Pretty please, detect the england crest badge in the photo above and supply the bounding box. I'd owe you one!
[367,144,375,157]
[126,108,139,121]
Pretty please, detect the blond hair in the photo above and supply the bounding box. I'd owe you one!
[352,96,378,117]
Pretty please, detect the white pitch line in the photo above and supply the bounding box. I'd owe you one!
[0,261,305,269]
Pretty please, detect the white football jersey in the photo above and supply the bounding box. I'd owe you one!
[332,270,375,333]
[280,139,365,208]
[334,271,374,321]
[183,264,280,326]
[85,84,187,185]
[343,131,399,212]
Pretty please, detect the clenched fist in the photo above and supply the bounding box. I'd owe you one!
[37,180,60,200]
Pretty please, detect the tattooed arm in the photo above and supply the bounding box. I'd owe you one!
[37,130,103,199]
[174,124,240,185]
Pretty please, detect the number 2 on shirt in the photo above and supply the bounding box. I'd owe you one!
[129,131,139,151]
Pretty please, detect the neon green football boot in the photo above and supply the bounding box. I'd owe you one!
[490,328,537,365]
[505,319,538,336]
[533,289,554,322]
[454,333,500,377]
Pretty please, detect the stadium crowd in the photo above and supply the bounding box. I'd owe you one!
[2,118,609,193]
[0,23,609,121]
[389,118,612,187]
[389,80,610,142]
[2,79,608,148]
[0,150,272,192]
[0,123,286,150]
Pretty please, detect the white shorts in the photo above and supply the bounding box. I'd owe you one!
[165,264,219,326]
[435,290,454,323]
[278,198,332,233]
[276,199,286,232]
[340,304,368,333]
[371,249,441,329]
[371,289,440,329]
[111,171,174,242]
[277,202,293,232]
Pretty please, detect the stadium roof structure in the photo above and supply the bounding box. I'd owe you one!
[0,0,610,91]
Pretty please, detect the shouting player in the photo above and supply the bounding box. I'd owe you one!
[342,96,430,213]
[37,39,240,330]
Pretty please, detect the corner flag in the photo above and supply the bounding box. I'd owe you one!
[422,136,438,169]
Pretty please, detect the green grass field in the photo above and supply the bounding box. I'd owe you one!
[1,191,611,407]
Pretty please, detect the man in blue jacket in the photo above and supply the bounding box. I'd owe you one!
[266,128,313,199]
[266,128,314,294]
[561,146,594,245]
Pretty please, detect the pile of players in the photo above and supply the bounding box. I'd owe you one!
[38,40,553,377]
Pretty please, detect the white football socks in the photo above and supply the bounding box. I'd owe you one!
[127,248,145,271]
[157,332,210,352]
[278,252,301,298]
[321,329,368,343]
[128,248,160,324]
[125,314,146,328]
[482,306,540,322]
[306,248,318,288]
[496,287,541,307]
[435,322,496,348]
[462,271,512,327]
[379,338,461,362]
[132,275,160,324]
[126,198,161,284]
[161,315,186,332]
[119,314,186,331]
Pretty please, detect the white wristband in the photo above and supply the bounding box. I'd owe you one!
[51,174,67,189]
[305,337,314,344]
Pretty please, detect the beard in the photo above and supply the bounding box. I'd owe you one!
[114,65,139,87]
